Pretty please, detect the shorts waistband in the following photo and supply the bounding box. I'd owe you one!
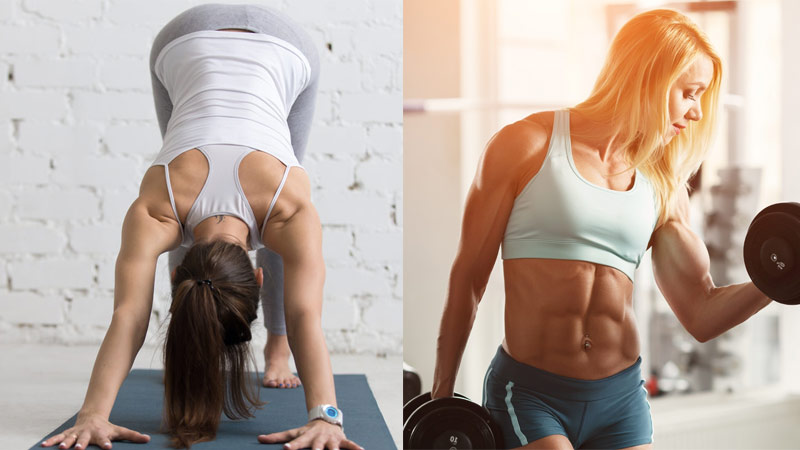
[489,345,643,401]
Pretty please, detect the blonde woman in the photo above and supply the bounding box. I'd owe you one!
[432,9,771,450]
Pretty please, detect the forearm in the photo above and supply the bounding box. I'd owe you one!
[287,314,336,412]
[693,281,772,342]
[78,313,146,419]
[432,272,481,398]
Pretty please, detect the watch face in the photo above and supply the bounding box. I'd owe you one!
[325,406,338,418]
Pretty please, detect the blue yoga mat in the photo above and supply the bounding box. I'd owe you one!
[31,370,395,449]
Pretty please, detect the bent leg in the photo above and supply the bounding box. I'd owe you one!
[285,48,319,159]
[256,247,299,389]
[168,246,188,275]
[257,246,286,334]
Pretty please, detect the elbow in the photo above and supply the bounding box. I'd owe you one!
[687,287,723,343]
[691,330,712,344]
[687,320,719,343]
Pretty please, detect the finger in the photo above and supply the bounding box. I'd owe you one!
[74,431,91,450]
[285,433,313,450]
[42,431,67,447]
[258,428,301,443]
[57,433,77,449]
[310,436,327,450]
[339,438,364,450]
[98,436,113,449]
[113,426,151,443]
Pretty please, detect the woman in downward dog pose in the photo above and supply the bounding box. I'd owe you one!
[42,4,361,450]
[433,9,771,450]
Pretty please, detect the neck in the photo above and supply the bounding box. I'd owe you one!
[192,215,251,249]
[569,109,626,164]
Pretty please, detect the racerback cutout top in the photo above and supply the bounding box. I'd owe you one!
[150,30,311,249]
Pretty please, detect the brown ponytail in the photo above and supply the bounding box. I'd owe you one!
[160,240,266,448]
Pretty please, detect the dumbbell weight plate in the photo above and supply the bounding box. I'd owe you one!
[744,203,800,304]
[405,397,497,449]
[750,202,800,224]
[403,391,469,426]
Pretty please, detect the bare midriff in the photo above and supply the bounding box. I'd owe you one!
[502,257,640,380]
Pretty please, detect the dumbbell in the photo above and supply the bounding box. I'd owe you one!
[403,392,503,449]
[403,362,422,405]
[743,202,800,304]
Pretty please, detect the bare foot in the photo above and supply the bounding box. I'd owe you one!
[263,332,301,389]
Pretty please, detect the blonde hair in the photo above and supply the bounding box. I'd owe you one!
[569,8,723,228]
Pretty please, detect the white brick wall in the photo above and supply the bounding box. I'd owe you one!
[0,0,402,355]
[0,25,60,54]
[1,292,64,325]
[14,59,96,88]
[0,224,65,253]
[23,0,104,22]
[17,188,99,219]
[19,123,100,156]
[9,259,94,290]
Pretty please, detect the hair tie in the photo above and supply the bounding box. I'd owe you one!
[197,279,214,289]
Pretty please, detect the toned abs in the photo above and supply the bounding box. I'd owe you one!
[502,257,641,379]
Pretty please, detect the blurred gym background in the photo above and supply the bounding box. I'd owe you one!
[404,0,800,447]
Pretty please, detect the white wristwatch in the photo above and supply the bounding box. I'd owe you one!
[308,404,343,428]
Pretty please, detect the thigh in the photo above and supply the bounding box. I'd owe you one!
[519,435,574,450]
[483,368,570,449]
[579,383,653,449]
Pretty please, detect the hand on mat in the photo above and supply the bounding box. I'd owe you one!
[257,419,363,450]
[41,413,151,449]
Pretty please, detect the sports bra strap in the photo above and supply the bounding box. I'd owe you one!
[162,164,185,242]
[260,165,293,236]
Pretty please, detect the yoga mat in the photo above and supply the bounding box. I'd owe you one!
[31,370,395,449]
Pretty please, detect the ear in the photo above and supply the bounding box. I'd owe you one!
[171,268,176,282]
[254,267,263,288]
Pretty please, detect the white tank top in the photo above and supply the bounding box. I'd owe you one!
[150,30,311,249]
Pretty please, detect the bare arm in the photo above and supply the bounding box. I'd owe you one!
[263,170,333,411]
[432,120,547,398]
[651,187,772,343]
[79,194,179,419]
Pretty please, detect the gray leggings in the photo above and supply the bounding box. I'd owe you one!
[152,4,320,335]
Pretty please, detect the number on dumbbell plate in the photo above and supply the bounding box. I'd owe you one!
[771,253,786,270]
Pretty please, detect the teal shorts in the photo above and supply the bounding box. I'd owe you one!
[482,346,653,449]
